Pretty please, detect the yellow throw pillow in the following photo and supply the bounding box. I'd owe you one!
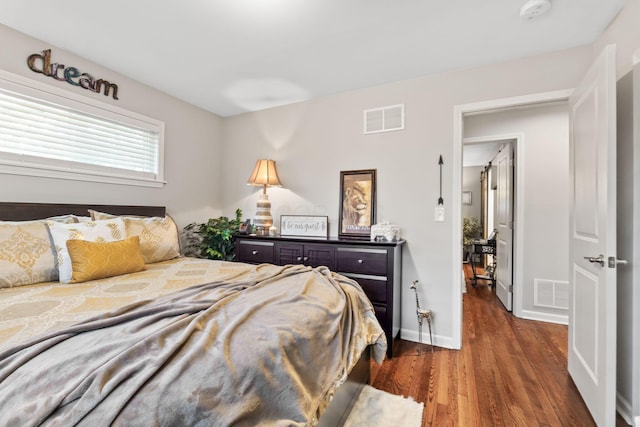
[66,236,146,283]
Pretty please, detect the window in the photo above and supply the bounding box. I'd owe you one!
[0,70,164,187]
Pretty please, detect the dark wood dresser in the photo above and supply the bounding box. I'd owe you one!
[235,235,405,358]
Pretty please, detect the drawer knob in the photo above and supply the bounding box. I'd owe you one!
[303,256,308,261]
[252,250,258,255]
[296,257,302,261]
[357,259,364,264]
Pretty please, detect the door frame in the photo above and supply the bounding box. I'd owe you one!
[632,48,640,427]
[452,89,573,349]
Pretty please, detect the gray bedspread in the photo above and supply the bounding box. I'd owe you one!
[0,262,386,426]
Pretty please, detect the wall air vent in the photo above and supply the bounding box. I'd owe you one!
[534,278,569,309]
[363,104,404,134]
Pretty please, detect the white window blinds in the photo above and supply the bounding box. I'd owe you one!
[0,70,165,187]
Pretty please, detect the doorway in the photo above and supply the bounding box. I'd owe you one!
[451,89,573,349]
[461,101,572,326]
[462,138,516,311]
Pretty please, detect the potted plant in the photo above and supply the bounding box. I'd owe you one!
[462,217,482,263]
[182,209,244,261]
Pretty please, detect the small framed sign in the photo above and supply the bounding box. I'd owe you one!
[280,215,329,238]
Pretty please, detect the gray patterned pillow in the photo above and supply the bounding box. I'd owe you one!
[180,223,203,258]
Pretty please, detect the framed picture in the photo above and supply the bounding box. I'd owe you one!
[463,191,472,205]
[339,169,376,239]
[280,215,329,238]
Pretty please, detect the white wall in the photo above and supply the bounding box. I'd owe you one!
[462,166,482,222]
[594,0,640,78]
[463,103,570,322]
[220,46,593,347]
[0,24,224,228]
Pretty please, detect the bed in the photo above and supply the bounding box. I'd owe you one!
[0,202,386,426]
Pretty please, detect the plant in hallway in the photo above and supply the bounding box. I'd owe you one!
[462,217,482,262]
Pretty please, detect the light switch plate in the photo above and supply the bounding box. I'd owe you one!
[434,205,445,222]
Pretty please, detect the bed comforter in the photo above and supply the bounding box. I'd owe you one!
[0,261,386,426]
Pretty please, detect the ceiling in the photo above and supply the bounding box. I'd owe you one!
[463,140,508,168]
[0,0,627,117]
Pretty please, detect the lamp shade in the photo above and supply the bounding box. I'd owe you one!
[247,159,283,187]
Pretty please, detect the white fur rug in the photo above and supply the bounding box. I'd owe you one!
[343,385,424,427]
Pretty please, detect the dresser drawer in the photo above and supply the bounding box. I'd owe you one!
[373,304,387,326]
[305,244,336,270]
[275,243,304,265]
[348,275,387,304]
[336,248,387,276]
[237,241,274,264]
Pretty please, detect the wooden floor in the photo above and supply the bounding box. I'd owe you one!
[369,264,626,426]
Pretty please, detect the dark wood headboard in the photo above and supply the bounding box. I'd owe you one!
[0,202,166,221]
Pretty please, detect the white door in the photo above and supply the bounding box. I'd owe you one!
[568,44,617,426]
[495,142,514,311]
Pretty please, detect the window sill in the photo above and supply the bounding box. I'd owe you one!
[0,163,166,188]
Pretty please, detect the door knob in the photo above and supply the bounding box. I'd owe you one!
[608,256,629,268]
[584,255,605,267]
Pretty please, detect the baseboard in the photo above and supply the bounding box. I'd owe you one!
[616,392,634,426]
[519,309,568,325]
[400,328,456,350]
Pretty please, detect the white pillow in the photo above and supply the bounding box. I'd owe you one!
[47,218,126,283]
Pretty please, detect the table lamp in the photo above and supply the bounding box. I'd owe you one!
[247,159,282,235]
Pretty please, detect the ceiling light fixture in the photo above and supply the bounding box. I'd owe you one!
[520,0,551,21]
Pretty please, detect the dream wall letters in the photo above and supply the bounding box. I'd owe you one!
[27,49,119,100]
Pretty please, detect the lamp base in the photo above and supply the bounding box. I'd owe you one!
[253,193,273,234]
[254,227,270,236]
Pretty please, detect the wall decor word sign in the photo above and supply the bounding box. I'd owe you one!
[27,49,119,100]
[280,215,329,238]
